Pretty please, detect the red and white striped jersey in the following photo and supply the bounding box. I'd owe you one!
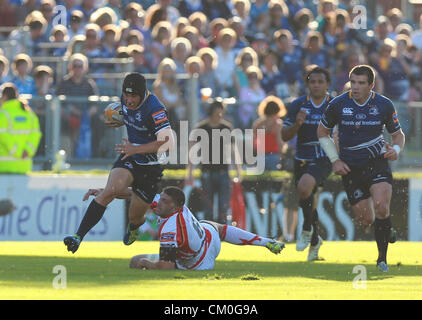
[150,195,213,270]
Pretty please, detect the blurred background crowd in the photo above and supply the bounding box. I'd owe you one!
[0,0,421,162]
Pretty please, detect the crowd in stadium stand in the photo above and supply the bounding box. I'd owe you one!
[0,0,421,159]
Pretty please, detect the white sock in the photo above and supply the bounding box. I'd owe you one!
[221,225,272,247]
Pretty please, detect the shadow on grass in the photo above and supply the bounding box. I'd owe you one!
[1,255,420,288]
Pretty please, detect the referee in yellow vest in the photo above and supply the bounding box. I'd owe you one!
[0,83,41,174]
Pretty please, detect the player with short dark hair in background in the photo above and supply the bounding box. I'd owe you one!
[281,66,333,261]
[64,72,175,253]
[317,65,405,272]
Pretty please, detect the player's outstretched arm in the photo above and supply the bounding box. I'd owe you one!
[129,255,176,270]
[83,188,133,201]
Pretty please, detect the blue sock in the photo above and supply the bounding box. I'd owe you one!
[300,195,314,231]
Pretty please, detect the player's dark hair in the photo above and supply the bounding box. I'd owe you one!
[163,186,185,208]
[306,66,331,83]
[349,65,375,85]
[207,98,226,116]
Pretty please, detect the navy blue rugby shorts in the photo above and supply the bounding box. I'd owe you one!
[112,154,163,203]
[341,157,393,206]
[293,157,332,190]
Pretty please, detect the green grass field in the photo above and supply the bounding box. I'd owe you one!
[1,241,421,300]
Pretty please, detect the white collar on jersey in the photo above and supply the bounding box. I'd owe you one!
[310,94,328,109]
[352,91,374,107]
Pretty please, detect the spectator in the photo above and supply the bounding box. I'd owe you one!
[395,23,413,38]
[157,0,181,26]
[82,23,103,73]
[0,82,41,174]
[334,49,364,94]
[186,98,241,224]
[374,38,412,136]
[250,32,270,62]
[196,47,219,99]
[40,0,56,40]
[184,55,204,101]
[128,44,151,74]
[233,46,259,95]
[9,10,47,55]
[15,0,39,26]
[202,0,232,20]
[89,7,118,30]
[260,48,289,99]
[175,16,190,38]
[153,58,186,132]
[292,8,313,46]
[150,20,172,71]
[214,27,237,97]
[106,0,122,23]
[188,11,209,48]
[315,0,336,33]
[367,15,393,64]
[267,0,291,36]
[238,65,266,129]
[76,0,99,23]
[274,29,303,95]
[207,18,229,48]
[64,34,86,57]
[101,24,121,59]
[55,53,99,158]
[67,10,85,40]
[228,16,250,53]
[178,0,204,17]
[144,3,167,31]
[302,31,329,70]
[411,14,422,51]
[125,29,144,46]
[249,13,271,40]
[32,65,54,158]
[249,0,269,24]
[170,37,193,74]
[252,95,286,171]
[0,0,17,40]
[181,26,202,54]
[285,0,305,17]
[49,25,69,57]
[0,56,11,86]
[10,54,36,95]
[231,0,251,29]
[386,8,403,40]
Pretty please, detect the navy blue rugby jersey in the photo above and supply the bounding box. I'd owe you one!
[120,91,171,165]
[283,94,333,161]
[320,91,401,167]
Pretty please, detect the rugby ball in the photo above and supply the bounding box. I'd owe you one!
[104,102,124,126]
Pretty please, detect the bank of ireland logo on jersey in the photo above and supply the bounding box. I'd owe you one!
[342,107,353,116]
[135,113,142,121]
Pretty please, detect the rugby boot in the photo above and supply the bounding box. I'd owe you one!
[296,226,313,251]
[64,234,81,254]
[266,240,285,254]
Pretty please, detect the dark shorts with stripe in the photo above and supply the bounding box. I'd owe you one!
[293,157,332,190]
[341,157,393,206]
[112,154,163,203]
